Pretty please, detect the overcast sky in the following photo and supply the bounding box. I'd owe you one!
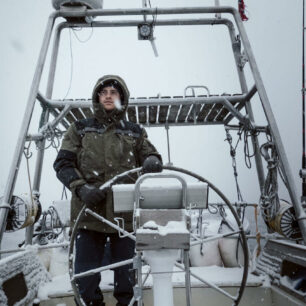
[0,0,303,211]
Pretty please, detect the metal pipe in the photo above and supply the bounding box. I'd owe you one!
[245,84,257,100]
[0,14,56,249]
[192,233,286,240]
[142,0,148,23]
[26,104,71,142]
[184,250,191,306]
[85,208,136,241]
[302,0,306,199]
[0,242,69,255]
[190,230,241,246]
[225,124,267,133]
[26,22,63,246]
[72,258,134,280]
[39,104,72,135]
[165,124,172,165]
[33,22,63,183]
[175,262,236,301]
[38,93,248,108]
[61,17,234,28]
[0,233,285,256]
[184,85,210,97]
[136,252,143,306]
[232,8,306,243]
[221,97,249,125]
[56,6,238,18]
[26,131,65,142]
[214,0,221,19]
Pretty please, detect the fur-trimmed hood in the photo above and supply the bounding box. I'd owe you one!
[92,75,130,124]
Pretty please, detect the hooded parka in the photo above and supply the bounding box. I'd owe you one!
[54,75,161,233]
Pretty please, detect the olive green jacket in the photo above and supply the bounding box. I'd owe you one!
[54,75,161,232]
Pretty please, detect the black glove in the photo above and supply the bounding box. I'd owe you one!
[142,155,162,173]
[76,184,108,207]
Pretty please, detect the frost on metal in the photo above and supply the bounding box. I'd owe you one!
[0,248,51,305]
[139,220,189,236]
[51,200,71,227]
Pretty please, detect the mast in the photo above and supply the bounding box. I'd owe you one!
[302,0,306,201]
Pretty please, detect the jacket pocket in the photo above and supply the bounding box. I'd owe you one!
[116,134,137,168]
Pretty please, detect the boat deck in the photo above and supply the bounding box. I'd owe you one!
[38,267,303,306]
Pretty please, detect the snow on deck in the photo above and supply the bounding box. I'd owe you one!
[38,266,264,300]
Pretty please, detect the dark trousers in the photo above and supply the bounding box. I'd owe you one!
[75,229,135,306]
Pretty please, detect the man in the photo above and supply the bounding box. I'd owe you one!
[53,75,162,306]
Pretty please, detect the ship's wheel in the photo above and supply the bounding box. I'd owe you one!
[69,166,249,306]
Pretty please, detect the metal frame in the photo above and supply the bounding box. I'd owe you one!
[1,5,305,249]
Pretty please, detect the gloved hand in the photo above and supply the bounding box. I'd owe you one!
[76,184,108,207]
[142,155,162,173]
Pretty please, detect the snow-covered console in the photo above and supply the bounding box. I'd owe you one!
[115,173,206,306]
[113,173,208,250]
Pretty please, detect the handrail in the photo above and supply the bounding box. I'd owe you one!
[37,91,250,108]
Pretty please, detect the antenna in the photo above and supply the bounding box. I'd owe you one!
[139,0,159,57]
[215,0,221,19]
[301,0,306,202]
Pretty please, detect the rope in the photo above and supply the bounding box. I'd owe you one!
[23,141,35,212]
[71,26,94,43]
[243,129,259,169]
[259,142,280,221]
[36,124,63,151]
[238,0,248,21]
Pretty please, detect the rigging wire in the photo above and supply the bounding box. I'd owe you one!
[72,26,94,43]
[302,0,306,197]
[63,28,74,100]
[55,146,68,200]
[224,127,247,267]
[225,128,244,203]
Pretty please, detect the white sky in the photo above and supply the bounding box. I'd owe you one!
[0,0,303,210]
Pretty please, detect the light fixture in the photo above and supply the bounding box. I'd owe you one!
[138,23,154,40]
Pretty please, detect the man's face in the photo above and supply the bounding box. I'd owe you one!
[98,86,120,111]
